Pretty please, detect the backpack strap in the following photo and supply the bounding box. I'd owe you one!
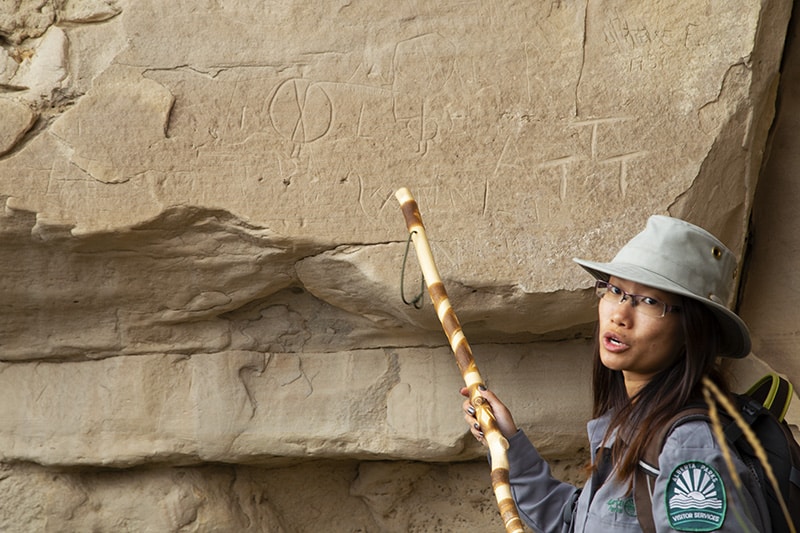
[724,374,793,445]
[745,373,793,422]
[634,407,709,533]
[635,375,797,532]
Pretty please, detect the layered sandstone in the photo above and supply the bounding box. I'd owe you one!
[0,0,796,530]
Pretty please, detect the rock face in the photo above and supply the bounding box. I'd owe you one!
[0,0,796,530]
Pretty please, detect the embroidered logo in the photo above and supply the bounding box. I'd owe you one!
[666,461,726,531]
[607,497,637,517]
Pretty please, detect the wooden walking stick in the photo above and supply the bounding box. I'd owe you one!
[395,187,524,533]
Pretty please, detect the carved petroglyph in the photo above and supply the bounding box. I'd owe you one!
[266,72,441,158]
[259,33,455,159]
[600,10,717,76]
[569,117,647,198]
[599,152,647,197]
[268,78,334,156]
[476,113,650,227]
[537,156,578,202]
[391,34,454,156]
[602,10,685,53]
[570,117,632,159]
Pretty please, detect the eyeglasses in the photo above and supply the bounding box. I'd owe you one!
[594,280,681,318]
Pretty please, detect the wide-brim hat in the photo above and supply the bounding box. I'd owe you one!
[573,215,751,359]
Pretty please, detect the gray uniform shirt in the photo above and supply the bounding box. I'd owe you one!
[505,411,770,532]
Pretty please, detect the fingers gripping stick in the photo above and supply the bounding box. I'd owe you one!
[395,187,523,533]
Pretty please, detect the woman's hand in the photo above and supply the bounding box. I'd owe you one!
[461,386,519,444]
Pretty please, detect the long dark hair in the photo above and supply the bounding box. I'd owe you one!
[592,296,732,484]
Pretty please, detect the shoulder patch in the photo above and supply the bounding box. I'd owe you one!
[665,461,726,531]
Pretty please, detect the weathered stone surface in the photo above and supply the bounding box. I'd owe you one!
[0,0,796,530]
[739,10,800,391]
[50,65,175,183]
[0,458,586,532]
[61,0,121,24]
[7,25,69,101]
[0,204,318,360]
[0,99,36,156]
[0,0,119,44]
[0,343,591,466]
[1,1,788,268]
[0,0,57,45]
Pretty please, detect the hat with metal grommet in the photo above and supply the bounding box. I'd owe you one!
[573,215,751,358]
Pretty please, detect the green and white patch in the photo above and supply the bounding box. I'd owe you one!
[665,461,726,531]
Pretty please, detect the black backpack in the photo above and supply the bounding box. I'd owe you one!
[634,373,800,532]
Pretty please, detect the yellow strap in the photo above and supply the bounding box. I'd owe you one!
[745,373,793,422]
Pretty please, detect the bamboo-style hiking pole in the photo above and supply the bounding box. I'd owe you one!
[396,187,524,533]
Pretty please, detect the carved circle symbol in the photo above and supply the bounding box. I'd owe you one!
[268,78,333,144]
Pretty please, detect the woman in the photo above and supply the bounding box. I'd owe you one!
[463,215,770,532]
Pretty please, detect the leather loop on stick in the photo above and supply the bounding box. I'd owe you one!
[395,187,524,533]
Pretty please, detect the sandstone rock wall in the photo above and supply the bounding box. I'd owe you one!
[0,0,795,531]
[739,7,800,394]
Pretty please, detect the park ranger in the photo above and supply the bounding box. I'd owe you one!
[463,216,770,532]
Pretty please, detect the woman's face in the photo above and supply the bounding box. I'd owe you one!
[597,276,685,393]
